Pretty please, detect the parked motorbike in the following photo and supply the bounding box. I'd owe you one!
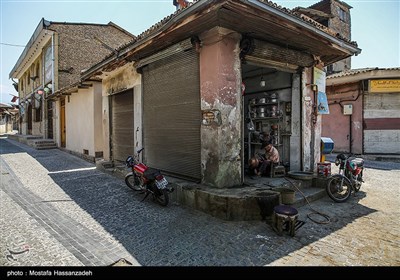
[125,148,174,206]
[326,153,365,202]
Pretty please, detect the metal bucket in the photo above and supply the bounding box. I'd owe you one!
[274,187,295,205]
[256,191,281,221]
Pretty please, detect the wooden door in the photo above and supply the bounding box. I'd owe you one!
[60,99,66,147]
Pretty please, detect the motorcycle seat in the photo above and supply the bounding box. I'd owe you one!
[143,168,161,180]
[350,158,364,167]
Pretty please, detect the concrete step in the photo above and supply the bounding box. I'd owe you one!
[28,139,58,150]
[8,134,42,144]
[35,144,58,150]
[98,160,330,222]
[168,176,328,221]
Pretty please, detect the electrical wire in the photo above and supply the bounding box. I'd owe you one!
[284,177,331,224]
[0,43,25,47]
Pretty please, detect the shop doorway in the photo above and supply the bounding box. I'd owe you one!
[242,63,294,178]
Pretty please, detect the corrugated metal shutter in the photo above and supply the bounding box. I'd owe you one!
[363,93,400,154]
[142,49,201,181]
[111,89,134,163]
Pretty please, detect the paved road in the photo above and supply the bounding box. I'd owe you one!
[1,137,399,267]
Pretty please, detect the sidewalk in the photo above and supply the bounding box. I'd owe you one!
[2,135,399,266]
[3,134,328,221]
[97,159,327,221]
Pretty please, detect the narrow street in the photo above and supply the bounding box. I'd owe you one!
[1,136,399,267]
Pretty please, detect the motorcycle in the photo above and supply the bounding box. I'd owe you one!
[326,153,365,203]
[125,148,174,206]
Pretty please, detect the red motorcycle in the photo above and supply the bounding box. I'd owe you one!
[326,153,364,202]
[125,148,173,206]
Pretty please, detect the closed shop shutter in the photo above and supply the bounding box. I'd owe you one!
[363,93,400,154]
[142,49,201,181]
[111,89,135,163]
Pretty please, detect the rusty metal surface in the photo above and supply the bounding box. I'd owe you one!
[83,0,360,80]
[142,49,201,181]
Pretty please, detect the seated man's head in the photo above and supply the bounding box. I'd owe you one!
[248,157,259,168]
[261,140,273,152]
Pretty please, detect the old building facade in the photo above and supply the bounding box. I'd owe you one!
[9,18,134,160]
[323,68,400,155]
[81,0,360,188]
[295,0,353,74]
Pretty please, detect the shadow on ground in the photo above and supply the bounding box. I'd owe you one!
[0,137,378,266]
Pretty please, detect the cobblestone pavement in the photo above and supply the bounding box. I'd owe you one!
[1,137,399,267]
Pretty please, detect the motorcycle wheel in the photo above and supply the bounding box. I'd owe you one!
[326,174,352,203]
[354,172,363,192]
[154,188,169,206]
[125,174,143,191]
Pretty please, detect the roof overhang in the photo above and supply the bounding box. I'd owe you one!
[327,68,400,86]
[82,0,361,80]
[9,18,54,79]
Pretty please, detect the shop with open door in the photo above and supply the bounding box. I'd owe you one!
[242,62,302,181]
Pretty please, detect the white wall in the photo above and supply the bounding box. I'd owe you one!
[93,82,104,155]
[65,88,95,156]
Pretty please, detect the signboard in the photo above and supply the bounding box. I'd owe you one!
[370,79,400,93]
[313,67,329,114]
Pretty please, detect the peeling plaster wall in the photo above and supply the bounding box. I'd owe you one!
[301,68,322,171]
[199,27,242,188]
[101,62,141,161]
[290,74,301,171]
[103,63,140,95]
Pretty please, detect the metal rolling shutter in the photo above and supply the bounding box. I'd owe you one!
[111,89,134,163]
[142,49,201,181]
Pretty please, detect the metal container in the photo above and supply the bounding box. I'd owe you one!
[258,112,266,118]
[258,106,266,113]
[258,98,267,104]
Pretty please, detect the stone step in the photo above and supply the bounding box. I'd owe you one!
[167,178,328,221]
[35,144,58,150]
[27,139,58,150]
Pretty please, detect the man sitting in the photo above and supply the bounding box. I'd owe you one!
[249,141,280,176]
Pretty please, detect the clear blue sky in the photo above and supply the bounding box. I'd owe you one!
[1,0,399,104]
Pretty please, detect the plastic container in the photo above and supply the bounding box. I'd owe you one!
[317,162,331,177]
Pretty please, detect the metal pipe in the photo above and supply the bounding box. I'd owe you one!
[349,114,352,153]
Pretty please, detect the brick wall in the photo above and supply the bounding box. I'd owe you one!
[49,23,134,89]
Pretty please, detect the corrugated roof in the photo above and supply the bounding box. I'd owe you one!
[327,67,400,79]
[91,0,359,74]
[112,0,357,56]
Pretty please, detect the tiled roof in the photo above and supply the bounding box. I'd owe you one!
[327,67,400,79]
[118,0,358,53]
